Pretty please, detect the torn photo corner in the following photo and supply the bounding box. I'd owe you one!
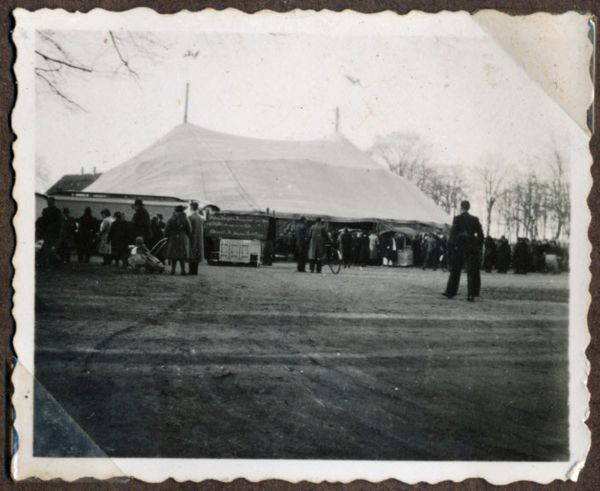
[11,7,593,484]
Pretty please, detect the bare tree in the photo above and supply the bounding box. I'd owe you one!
[35,30,167,110]
[548,150,570,240]
[369,133,468,215]
[368,132,431,186]
[498,186,515,239]
[422,166,467,215]
[478,165,505,236]
[509,174,547,239]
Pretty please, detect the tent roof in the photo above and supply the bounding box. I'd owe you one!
[86,122,451,225]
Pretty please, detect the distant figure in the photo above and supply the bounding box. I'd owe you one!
[358,230,370,268]
[381,232,397,267]
[483,236,497,273]
[295,216,309,272]
[150,214,166,262]
[150,216,162,247]
[77,207,98,263]
[188,201,205,275]
[339,227,353,268]
[368,231,380,265]
[98,209,113,265]
[443,200,484,302]
[351,231,361,266]
[308,217,329,273]
[108,211,130,268]
[57,208,77,263]
[165,205,191,275]
[513,238,530,274]
[412,234,422,267]
[422,233,439,270]
[496,236,511,273]
[132,198,152,245]
[38,196,62,268]
[157,214,166,235]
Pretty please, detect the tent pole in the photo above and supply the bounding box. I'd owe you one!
[184,83,190,123]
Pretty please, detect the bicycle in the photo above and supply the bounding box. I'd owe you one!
[323,242,342,274]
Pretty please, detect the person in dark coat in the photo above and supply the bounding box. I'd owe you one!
[57,208,77,263]
[412,234,422,267]
[308,217,329,273]
[483,236,497,273]
[443,200,484,302]
[295,216,309,272]
[496,236,511,273]
[108,211,130,268]
[513,238,530,274]
[358,230,370,268]
[38,197,63,268]
[351,231,361,266]
[77,207,98,263]
[150,216,163,247]
[422,233,440,270]
[165,205,191,275]
[132,198,152,245]
[339,227,353,268]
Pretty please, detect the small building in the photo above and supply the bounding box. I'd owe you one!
[46,172,102,195]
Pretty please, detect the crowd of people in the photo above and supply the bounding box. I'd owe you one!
[37,195,568,277]
[36,197,206,275]
[277,218,569,275]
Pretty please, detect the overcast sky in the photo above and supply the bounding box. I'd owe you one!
[34,13,584,199]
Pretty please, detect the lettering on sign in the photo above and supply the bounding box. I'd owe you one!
[205,214,270,240]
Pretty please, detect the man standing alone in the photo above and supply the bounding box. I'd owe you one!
[443,200,484,302]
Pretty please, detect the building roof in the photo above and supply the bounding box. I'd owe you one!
[47,173,102,195]
[85,122,451,225]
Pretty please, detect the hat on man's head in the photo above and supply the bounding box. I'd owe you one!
[175,205,186,213]
[134,198,144,207]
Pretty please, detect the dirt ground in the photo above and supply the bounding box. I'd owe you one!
[33,261,569,460]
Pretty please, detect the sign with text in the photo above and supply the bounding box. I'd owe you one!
[205,213,270,241]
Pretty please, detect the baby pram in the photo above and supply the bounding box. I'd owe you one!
[128,238,166,273]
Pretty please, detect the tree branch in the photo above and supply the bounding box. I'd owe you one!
[109,31,139,79]
[36,71,87,111]
[35,50,93,72]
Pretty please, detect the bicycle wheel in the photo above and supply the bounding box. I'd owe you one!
[328,249,342,274]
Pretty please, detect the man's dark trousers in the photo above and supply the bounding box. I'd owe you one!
[445,251,481,297]
[296,242,307,272]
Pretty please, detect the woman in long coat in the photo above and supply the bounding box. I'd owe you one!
[308,217,329,273]
[165,205,191,275]
[108,212,130,268]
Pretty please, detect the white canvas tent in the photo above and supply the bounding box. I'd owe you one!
[85,122,451,226]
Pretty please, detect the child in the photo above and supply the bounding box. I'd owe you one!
[128,236,151,272]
